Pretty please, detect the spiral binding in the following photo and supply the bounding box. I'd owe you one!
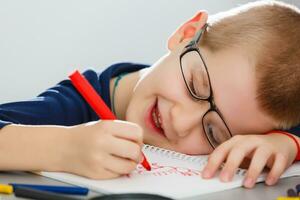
[143,144,208,166]
[143,144,247,176]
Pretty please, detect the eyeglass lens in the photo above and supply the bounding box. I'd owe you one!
[180,50,231,148]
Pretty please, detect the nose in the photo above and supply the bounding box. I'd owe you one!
[170,100,209,138]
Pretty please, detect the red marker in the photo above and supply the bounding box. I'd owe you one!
[69,70,151,171]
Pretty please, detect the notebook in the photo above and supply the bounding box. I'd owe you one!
[38,145,300,199]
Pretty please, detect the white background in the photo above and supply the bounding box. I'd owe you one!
[0,0,299,103]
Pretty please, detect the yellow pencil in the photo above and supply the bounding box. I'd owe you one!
[277,197,300,200]
[0,184,13,194]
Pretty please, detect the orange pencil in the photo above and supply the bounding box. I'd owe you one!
[69,70,151,171]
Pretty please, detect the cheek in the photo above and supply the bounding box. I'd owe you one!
[174,126,213,155]
[176,135,213,155]
[136,58,187,102]
[125,66,174,126]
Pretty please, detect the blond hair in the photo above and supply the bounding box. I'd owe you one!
[201,0,300,129]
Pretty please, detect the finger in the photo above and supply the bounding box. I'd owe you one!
[243,147,272,188]
[265,153,288,186]
[202,137,237,179]
[104,154,138,175]
[219,142,255,182]
[105,136,143,163]
[82,166,120,180]
[108,120,144,145]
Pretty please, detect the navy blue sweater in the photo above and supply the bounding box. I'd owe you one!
[0,62,148,128]
[0,62,299,136]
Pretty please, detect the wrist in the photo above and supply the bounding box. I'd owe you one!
[33,125,72,172]
[266,130,300,161]
[52,126,74,173]
[58,125,85,174]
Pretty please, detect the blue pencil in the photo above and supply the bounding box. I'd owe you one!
[14,187,78,200]
[9,183,89,195]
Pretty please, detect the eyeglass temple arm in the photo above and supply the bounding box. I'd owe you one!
[186,23,209,48]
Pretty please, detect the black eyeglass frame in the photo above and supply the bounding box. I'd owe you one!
[179,23,233,149]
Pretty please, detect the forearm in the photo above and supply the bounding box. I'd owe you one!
[0,124,70,172]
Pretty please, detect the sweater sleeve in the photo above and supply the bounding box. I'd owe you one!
[0,70,101,129]
[287,125,300,137]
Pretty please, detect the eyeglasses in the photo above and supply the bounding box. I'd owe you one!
[179,23,232,149]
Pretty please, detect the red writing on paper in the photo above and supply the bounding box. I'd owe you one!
[126,163,201,178]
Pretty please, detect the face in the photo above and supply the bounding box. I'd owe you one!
[125,41,277,155]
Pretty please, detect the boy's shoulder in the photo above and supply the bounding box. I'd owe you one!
[100,62,151,78]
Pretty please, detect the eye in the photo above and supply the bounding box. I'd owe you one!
[188,80,197,95]
[206,123,220,145]
[188,73,202,97]
[188,69,210,98]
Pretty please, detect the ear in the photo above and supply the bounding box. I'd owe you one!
[167,11,208,51]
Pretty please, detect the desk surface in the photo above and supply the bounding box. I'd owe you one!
[0,172,299,200]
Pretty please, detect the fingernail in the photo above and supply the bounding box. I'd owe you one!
[220,171,230,182]
[202,169,211,178]
[138,154,144,163]
[244,177,254,188]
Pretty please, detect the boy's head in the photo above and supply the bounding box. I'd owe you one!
[200,0,300,130]
[125,1,300,155]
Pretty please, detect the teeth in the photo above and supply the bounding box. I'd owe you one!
[157,113,162,125]
[152,111,161,128]
[156,106,162,128]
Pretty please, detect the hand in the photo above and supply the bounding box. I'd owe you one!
[201,133,297,188]
[62,120,144,179]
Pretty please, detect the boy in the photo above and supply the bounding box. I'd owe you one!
[0,0,299,189]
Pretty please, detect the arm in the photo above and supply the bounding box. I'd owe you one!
[0,70,101,128]
[0,120,144,179]
[0,124,69,171]
[0,70,100,172]
[287,125,300,137]
[0,70,144,178]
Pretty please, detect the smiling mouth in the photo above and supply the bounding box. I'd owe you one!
[149,98,165,137]
[152,101,162,128]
